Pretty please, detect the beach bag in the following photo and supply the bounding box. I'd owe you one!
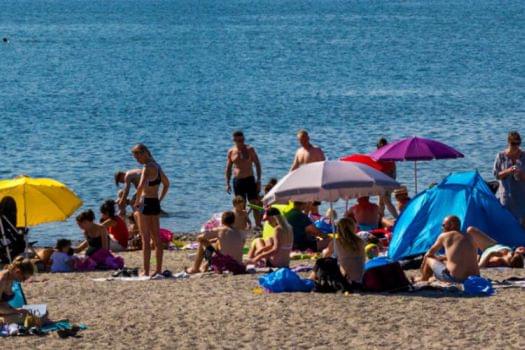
[259,268,314,293]
[159,228,174,244]
[314,219,333,234]
[312,258,353,293]
[463,276,494,296]
[362,259,410,293]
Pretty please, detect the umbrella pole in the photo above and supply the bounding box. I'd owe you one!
[414,161,418,193]
[330,202,336,253]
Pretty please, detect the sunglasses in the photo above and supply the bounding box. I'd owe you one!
[510,141,521,146]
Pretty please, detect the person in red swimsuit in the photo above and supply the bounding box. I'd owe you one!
[100,199,129,252]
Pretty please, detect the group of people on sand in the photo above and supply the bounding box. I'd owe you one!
[183,128,525,287]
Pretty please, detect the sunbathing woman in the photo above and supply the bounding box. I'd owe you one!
[322,217,366,284]
[247,208,293,268]
[0,257,35,324]
[467,226,524,268]
[74,210,109,256]
[100,199,129,252]
[131,144,170,277]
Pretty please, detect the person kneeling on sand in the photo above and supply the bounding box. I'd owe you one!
[186,211,246,274]
[247,208,293,268]
[418,216,480,283]
[466,226,524,268]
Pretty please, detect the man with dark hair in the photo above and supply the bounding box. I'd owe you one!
[419,216,479,283]
[225,130,263,227]
[186,211,246,274]
[115,169,142,216]
[290,129,325,172]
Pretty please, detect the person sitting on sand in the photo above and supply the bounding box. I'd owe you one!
[232,196,251,231]
[285,202,330,252]
[322,217,365,285]
[0,257,35,324]
[349,197,380,231]
[466,226,524,268]
[418,216,480,283]
[186,211,246,274]
[247,208,293,268]
[74,210,109,256]
[50,239,76,273]
[100,199,129,252]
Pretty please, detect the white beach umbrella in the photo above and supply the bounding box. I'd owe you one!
[263,160,400,206]
[262,160,401,244]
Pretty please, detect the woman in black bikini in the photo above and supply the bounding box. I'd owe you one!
[131,144,170,277]
[0,257,35,324]
[74,210,109,256]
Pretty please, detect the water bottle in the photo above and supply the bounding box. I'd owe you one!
[514,161,521,181]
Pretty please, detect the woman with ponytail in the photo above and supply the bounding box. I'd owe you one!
[0,257,35,324]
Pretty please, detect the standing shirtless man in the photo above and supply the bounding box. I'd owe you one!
[290,129,326,172]
[226,131,263,227]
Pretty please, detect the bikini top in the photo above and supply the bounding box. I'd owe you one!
[87,235,102,249]
[146,161,162,186]
[1,292,14,302]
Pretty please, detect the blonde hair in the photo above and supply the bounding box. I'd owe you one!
[336,217,362,253]
[232,195,246,206]
[5,256,35,277]
[325,208,337,221]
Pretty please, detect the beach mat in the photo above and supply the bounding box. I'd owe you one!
[41,320,88,334]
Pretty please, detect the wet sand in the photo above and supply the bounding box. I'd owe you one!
[2,250,525,349]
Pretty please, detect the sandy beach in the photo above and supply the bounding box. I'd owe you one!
[1,250,524,350]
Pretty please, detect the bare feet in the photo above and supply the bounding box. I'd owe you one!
[185,267,199,274]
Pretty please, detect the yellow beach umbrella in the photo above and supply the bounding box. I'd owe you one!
[0,176,83,227]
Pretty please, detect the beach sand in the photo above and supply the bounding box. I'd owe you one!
[2,250,525,349]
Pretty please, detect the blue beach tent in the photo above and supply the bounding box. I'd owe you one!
[388,171,525,261]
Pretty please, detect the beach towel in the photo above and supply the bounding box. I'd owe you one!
[259,268,314,293]
[75,249,124,271]
[210,251,246,275]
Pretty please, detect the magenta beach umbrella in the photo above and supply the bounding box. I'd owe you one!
[369,136,464,193]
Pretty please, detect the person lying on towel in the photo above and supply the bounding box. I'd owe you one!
[186,211,246,274]
[418,216,479,283]
[467,227,524,268]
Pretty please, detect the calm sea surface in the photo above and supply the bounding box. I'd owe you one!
[0,0,523,245]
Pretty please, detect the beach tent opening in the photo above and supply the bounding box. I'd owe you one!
[388,171,525,261]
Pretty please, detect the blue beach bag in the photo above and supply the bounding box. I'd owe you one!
[259,268,314,293]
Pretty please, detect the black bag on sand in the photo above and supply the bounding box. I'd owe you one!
[313,257,356,293]
[362,261,411,293]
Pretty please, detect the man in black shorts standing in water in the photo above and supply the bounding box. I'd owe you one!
[225,131,263,228]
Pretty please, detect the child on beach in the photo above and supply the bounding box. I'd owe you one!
[232,196,251,231]
[50,239,76,273]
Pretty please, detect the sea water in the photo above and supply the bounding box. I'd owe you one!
[0,0,523,245]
